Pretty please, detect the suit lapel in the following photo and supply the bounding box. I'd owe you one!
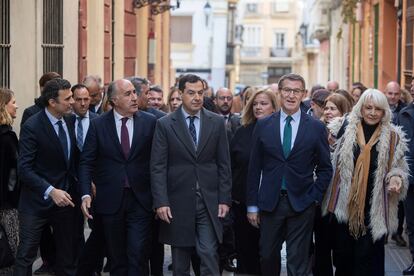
[272,112,283,156]
[197,108,213,156]
[105,110,125,158]
[289,112,309,156]
[171,107,197,158]
[128,112,141,160]
[63,114,76,166]
[40,110,67,163]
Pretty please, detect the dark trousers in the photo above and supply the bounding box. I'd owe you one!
[39,226,56,267]
[218,211,235,264]
[14,207,78,276]
[396,201,405,235]
[172,195,219,276]
[76,214,106,276]
[333,222,385,276]
[259,195,315,276]
[149,217,164,276]
[233,202,261,275]
[101,189,152,276]
[313,208,334,276]
[405,185,414,261]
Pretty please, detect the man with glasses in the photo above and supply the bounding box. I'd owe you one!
[246,73,332,275]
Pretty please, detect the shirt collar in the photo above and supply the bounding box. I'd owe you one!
[45,108,62,125]
[281,108,301,122]
[113,109,133,121]
[181,107,201,119]
[75,111,89,119]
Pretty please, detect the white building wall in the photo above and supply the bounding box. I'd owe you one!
[171,0,228,89]
[10,0,78,133]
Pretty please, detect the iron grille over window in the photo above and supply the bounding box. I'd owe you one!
[42,0,63,75]
[0,0,10,88]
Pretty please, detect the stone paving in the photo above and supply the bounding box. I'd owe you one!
[32,229,412,275]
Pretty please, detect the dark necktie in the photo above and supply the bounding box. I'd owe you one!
[282,116,292,190]
[121,117,130,159]
[57,120,68,160]
[224,115,229,125]
[188,116,197,146]
[76,117,84,151]
[89,105,96,113]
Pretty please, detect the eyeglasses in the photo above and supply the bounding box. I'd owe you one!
[281,87,305,96]
[218,96,233,101]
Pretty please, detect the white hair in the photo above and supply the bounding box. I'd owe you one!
[349,88,392,126]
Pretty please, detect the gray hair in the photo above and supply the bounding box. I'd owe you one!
[83,75,101,88]
[106,81,119,107]
[350,88,392,126]
[126,76,148,96]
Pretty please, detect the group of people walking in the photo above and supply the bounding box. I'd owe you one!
[0,71,414,276]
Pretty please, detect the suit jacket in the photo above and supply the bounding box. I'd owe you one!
[246,111,332,212]
[397,103,414,184]
[20,100,42,127]
[18,110,78,216]
[146,107,166,119]
[151,107,232,247]
[78,110,156,214]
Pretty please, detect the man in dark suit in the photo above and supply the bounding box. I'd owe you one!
[151,74,232,275]
[79,79,156,276]
[68,84,102,276]
[246,73,332,275]
[15,78,79,276]
[214,87,240,272]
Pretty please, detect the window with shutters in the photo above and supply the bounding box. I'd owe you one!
[171,16,193,44]
[0,0,10,88]
[42,0,64,75]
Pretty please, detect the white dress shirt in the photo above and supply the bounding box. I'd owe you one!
[113,109,134,147]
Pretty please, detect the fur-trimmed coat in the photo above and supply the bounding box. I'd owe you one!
[321,116,409,242]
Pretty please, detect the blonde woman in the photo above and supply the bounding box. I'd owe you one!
[230,88,278,275]
[0,88,19,275]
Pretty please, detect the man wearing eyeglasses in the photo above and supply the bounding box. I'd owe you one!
[246,73,333,275]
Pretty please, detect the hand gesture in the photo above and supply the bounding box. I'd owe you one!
[49,188,75,208]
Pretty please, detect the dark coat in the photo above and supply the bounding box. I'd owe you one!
[18,110,79,216]
[20,99,43,127]
[247,111,333,212]
[397,103,414,184]
[78,110,156,214]
[230,123,255,204]
[0,125,19,208]
[151,107,232,246]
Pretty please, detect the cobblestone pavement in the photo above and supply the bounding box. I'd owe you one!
[32,229,412,275]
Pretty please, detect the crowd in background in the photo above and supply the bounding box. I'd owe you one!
[0,71,414,276]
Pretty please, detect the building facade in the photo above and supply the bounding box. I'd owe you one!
[237,0,302,86]
[1,0,78,132]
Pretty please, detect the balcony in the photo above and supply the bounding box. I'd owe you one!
[269,47,292,58]
[241,47,263,58]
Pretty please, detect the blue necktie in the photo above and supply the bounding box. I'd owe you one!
[76,117,84,151]
[282,116,292,190]
[188,116,197,146]
[57,120,68,160]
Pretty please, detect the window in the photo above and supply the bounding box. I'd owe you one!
[246,3,258,13]
[404,0,414,89]
[274,32,286,49]
[42,0,64,75]
[273,0,289,13]
[0,0,10,88]
[171,16,193,43]
[243,25,262,47]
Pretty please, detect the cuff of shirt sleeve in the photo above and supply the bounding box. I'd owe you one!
[81,195,91,201]
[247,206,259,213]
[44,186,54,200]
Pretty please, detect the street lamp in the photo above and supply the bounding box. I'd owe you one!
[203,1,212,27]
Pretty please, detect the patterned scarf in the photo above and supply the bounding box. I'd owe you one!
[347,122,382,238]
